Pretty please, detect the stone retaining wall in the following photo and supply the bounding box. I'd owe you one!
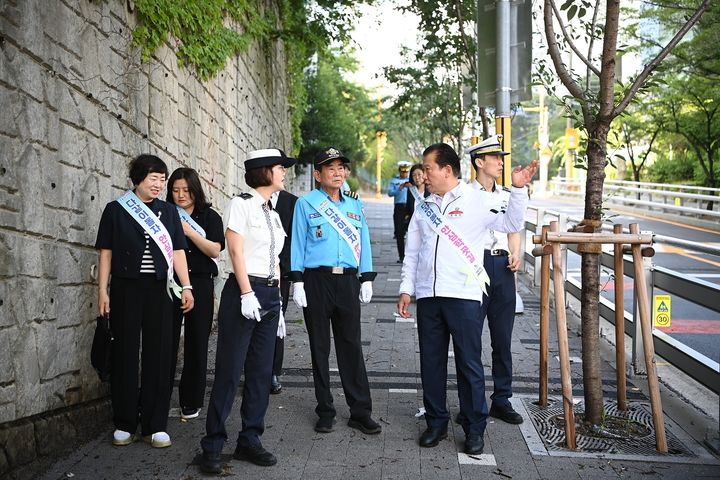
[0,0,293,474]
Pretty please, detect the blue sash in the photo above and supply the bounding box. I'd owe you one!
[305,189,361,265]
[176,206,206,237]
[117,191,181,299]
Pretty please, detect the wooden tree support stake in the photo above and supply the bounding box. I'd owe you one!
[532,221,665,452]
[549,221,576,449]
[613,224,627,411]
[630,223,668,452]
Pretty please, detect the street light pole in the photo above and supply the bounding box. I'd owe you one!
[496,0,512,186]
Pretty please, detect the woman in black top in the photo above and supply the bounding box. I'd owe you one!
[167,168,225,421]
[404,163,429,228]
[95,154,194,448]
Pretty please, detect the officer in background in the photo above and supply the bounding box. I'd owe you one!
[465,135,524,425]
[289,147,381,436]
[269,189,298,394]
[387,161,411,262]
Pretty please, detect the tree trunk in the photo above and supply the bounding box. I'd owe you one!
[580,121,610,425]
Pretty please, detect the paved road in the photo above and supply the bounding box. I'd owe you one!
[36,198,719,480]
[529,197,720,364]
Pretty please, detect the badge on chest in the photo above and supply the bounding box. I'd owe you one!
[316,226,323,238]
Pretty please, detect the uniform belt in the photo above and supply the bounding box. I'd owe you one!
[247,275,279,287]
[307,266,358,275]
[485,249,509,256]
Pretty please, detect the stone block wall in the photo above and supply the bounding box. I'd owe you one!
[0,0,294,473]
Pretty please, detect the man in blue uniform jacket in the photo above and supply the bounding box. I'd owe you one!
[387,161,412,262]
[289,147,381,436]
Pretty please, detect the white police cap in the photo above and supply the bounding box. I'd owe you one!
[465,134,509,157]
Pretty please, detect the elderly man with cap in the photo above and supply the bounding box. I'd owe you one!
[289,147,381,436]
[397,142,537,455]
[462,134,524,425]
[388,161,412,262]
[199,148,295,474]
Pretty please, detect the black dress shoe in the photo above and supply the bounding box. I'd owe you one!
[348,416,382,434]
[465,434,484,455]
[199,451,222,474]
[314,416,336,433]
[233,443,277,466]
[489,403,524,424]
[418,427,448,447]
[270,375,282,394]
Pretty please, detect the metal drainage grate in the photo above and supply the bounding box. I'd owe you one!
[523,397,695,458]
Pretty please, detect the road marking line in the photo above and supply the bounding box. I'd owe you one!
[389,388,417,394]
[458,453,497,465]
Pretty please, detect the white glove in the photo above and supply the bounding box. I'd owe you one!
[359,281,373,304]
[277,309,286,338]
[240,291,261,321]
[293,282,307,308]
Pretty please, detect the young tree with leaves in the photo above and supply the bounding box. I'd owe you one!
[539,0,711,426]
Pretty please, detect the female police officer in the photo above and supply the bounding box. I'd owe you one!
[199,149,296,474]
[96,154,194,448]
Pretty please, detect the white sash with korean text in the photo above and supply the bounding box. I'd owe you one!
[306,189,361,265]
[117,190,181,299]
[409,187,491,296]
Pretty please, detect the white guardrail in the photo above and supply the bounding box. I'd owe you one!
[549,178,720,220]
[521,206,720,395]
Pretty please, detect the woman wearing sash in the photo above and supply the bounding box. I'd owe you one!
[404,163,428,228]
[167,168,225,420]
[199,149,295,475]
[95,154,194,448]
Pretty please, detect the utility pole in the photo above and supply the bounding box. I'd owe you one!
[496,0,512,187]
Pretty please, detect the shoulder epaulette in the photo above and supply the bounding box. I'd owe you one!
[344,190,359,200]
[239,192,253,199]
[501,186,511,192]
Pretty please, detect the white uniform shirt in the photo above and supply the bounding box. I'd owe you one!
[224,189,286,280]
[470,180,511,252]
[399,181,528,302]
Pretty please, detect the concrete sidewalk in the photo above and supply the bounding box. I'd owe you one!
[42,199,719,479]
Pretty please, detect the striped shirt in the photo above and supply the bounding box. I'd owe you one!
[139,231,156,274]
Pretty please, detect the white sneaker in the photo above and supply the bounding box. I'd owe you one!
[144,431,172,448]
[112,429,134,446]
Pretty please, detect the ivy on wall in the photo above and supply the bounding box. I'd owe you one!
[130,0,365,154]
[131,0,306,151]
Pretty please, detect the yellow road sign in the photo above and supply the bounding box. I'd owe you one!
[653,294,671,328]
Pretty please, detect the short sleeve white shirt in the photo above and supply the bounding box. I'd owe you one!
[224,189,286,279]
[470,180,511,251]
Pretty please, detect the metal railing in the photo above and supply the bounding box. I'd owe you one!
[524,206,720,395]
[549,178,720,220]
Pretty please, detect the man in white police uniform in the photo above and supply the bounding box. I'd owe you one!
[465,134,524,425]
[397,143,537,455]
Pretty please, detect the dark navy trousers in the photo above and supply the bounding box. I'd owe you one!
[483,251,517,407]
[417,297,488,436]
[201,276,280,453]
[302,269,372,420]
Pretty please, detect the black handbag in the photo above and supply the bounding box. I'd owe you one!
[90,313,113,382]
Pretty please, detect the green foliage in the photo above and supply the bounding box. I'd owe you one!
[385,0,477,154]
[131,0,372,153]
[645,150,698,184]
[298,48,376,165]
[132,0,273,81]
